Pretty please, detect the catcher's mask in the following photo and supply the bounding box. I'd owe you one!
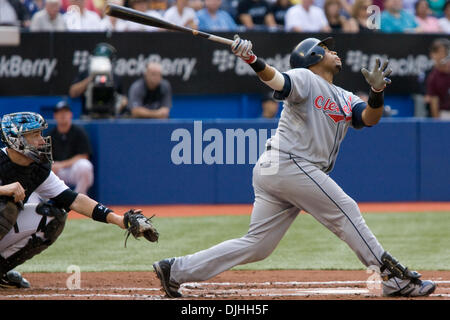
[0,112,53,164]
[290,37,335,69]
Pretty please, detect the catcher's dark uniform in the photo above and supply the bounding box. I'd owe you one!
[0,147,76,277]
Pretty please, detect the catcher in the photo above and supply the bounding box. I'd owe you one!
[0,112,159,288]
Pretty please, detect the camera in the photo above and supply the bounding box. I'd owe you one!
[84,43,121,118]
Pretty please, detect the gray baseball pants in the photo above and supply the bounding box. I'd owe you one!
[171,149,406,291]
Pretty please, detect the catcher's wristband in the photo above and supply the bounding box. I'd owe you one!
[92,203,112,223]
[368,87,384,109]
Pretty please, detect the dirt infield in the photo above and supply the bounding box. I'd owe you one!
[3,203,448,301]
[1,270,448,300]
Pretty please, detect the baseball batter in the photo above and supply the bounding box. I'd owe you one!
[0,112,159,288]
[153,36,436,298]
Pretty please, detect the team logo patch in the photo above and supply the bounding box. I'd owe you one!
[314,95,352,123]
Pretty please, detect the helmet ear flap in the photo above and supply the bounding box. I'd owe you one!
[289,37,333,69]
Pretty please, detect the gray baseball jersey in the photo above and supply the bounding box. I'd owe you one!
[168,67,408,296]
[269,68,365,173]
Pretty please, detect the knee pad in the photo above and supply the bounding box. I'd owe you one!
[0,200,20,240]
[0,203,67,275]
[74,159,93,175]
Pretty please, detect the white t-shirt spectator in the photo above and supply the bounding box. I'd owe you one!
[99,15,128,31]
[285,4,329,32]
[30,9,66,31]
[438,16,450,33]
[163,5,198,27]
[64,7,102,31]
[0,0,19,26]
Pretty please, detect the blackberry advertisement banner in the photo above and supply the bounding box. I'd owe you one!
[0,32,436,96]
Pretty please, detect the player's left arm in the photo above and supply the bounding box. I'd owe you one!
[68,193,125,228]
[360,59,392,126]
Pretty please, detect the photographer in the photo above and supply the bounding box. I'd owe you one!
[68,42,127,119]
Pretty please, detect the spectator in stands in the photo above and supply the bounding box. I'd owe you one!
[438,0,450,32]
[220,0,239,21]
[99,0,128,31]
[164,0,198,29]
[69,43,127,118]
[0,0,31,27]
[64,0,103,31]
[49,101,94,195]
[61,0,101,15]
[24,0,45,17]
[149,0,169,14]
[30,0,66,31]
[122,0,163,31]
[428,0,446,17]
[270,0,292,30]
[197,0,238,31]
[237,0,277,30]
[347,0,377,32]
[324,0,355,31]
[189,0,204,10]
[128,62,172,119]
[401,0,418,14]
[380,0,418,32]
[415,0,443,31]
[285,0,331,32]
[426,38,450,118]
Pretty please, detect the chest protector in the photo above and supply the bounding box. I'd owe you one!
[0,150,51,203]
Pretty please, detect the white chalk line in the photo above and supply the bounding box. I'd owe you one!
[11,279,450,293]
[182,280,450,287]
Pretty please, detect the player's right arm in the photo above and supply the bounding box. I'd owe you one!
[0,182,25,203]
[231,35,285,91]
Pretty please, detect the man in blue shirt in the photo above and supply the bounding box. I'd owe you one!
[380,0,418,32]
[197,0,238,31]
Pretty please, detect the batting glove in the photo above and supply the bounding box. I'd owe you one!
[231,35,257,64]
[361,58,392,92]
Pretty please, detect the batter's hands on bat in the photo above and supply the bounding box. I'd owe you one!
[231,35,257,64]
[361,58,392,91]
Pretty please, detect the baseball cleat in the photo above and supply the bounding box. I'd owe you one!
[153,258,182,298]
[0,270,30,289]
[383,279,436,297]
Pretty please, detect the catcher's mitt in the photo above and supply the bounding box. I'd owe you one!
[123,209,159,247]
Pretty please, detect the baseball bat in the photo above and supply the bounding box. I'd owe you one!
[105,4,234,46]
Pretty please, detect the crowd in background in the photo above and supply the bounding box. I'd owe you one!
[0,0,449,33]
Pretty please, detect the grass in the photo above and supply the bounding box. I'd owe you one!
[16,211,450,273]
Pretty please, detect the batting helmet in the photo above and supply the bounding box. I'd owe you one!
[0,112,52,164]
[290,37,335,69]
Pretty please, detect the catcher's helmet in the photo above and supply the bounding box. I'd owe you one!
[290,37,335,69]
[0,112,52,164]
